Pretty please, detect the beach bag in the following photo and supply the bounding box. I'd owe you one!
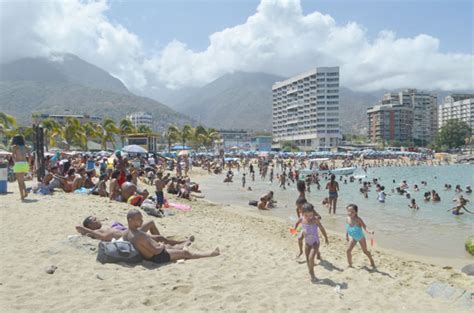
[96,241,143,264]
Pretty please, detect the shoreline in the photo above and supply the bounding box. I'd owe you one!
[199,196,471,270]
[194,164,474,266]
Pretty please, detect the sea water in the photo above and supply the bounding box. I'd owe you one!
[198,164,474,262]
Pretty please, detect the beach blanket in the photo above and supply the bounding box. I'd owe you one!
[167,202,192,212]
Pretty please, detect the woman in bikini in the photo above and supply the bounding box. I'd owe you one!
[345,204,375,268]
[11,135,29,200]
[325,174,339,214]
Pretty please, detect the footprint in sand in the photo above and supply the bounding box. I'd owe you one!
[172,285,193,294]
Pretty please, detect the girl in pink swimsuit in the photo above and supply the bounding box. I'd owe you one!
[297,203,329,281]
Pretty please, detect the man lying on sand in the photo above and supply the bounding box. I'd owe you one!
[125,209,220,263]
[75,216,193,248]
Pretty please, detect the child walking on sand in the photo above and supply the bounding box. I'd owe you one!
[345,204,375,268]
[296,203,328,281]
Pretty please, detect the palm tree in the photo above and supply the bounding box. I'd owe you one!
[180,124,193,148]
[204,128,220,150]
[97,118,119,150]
[83,122,102,151]
[119,119,136,147]
[165,125,180,152]
[41,118,63,151]
[0,112,17,142]
[62,117,87,150]
[137,124,152,134]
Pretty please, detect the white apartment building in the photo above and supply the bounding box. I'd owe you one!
[272,67,341,151]
[127,112,153,129]
[438,94,474,129]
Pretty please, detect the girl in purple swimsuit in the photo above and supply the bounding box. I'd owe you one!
[297,203,329,281]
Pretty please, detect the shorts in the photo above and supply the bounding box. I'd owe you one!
[13,161,29,173]
[150,249,171,264]
[155,191,164,206]
[329,191,338,199]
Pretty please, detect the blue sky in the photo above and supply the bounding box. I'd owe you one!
[106,0,473,54]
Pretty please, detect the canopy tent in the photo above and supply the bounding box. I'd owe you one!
[122,145,148,154]
[171,145,191,151]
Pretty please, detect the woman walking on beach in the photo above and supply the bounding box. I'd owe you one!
[11,135,29,200]
[345,204,375,268]
[326,174,339,214]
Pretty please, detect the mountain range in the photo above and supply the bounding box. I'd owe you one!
[0,54,195,130]
[1,53,470,135]
[145,72,384,134]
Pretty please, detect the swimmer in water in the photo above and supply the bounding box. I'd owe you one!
[408,199,419,210]
[447,196,472,215]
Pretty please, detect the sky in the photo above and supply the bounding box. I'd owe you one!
[0,0,473,92]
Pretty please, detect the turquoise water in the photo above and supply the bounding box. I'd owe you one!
[198,164,474,262]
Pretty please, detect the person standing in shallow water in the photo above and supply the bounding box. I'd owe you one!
[11,135,29,201]
[325,174,339,214]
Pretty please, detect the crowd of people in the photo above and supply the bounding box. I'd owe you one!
[3,134,471,273]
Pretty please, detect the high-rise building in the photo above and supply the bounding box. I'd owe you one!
[438,94,474,129]
[367,96,413,144]
[127,112,153,129]
[272,67,340,151]
[367,89,437,145]
[403,89,438,145]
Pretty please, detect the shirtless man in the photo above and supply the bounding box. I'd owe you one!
[109,170,122,202]
[121,174,149,202]
[125,209,219,264]
[75,215,193,248]
[448,196,472,215]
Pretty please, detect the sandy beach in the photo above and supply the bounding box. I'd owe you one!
[1,178,473,312]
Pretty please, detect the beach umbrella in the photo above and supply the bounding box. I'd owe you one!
[122,145,148,154]
[178,150,189,156]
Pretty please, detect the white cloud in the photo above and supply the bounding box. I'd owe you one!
[0,0,146,89]
[1,0,472,92]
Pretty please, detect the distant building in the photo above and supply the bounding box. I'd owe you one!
[32,113,102,125]
[367,102,413,144]
[438,94,474,129]
[218,129,251,150]
[251,136,272,151]
[127,112,153,129]
[367,89,437,145]
[272,67,341,151]
[126,133,160,152]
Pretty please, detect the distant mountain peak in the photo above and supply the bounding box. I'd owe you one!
[0,53,130,95]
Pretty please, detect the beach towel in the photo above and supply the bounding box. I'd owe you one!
[167,202,192,212]
[96,241,143,264]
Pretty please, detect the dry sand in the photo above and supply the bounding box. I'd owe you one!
[0,179,473,312]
